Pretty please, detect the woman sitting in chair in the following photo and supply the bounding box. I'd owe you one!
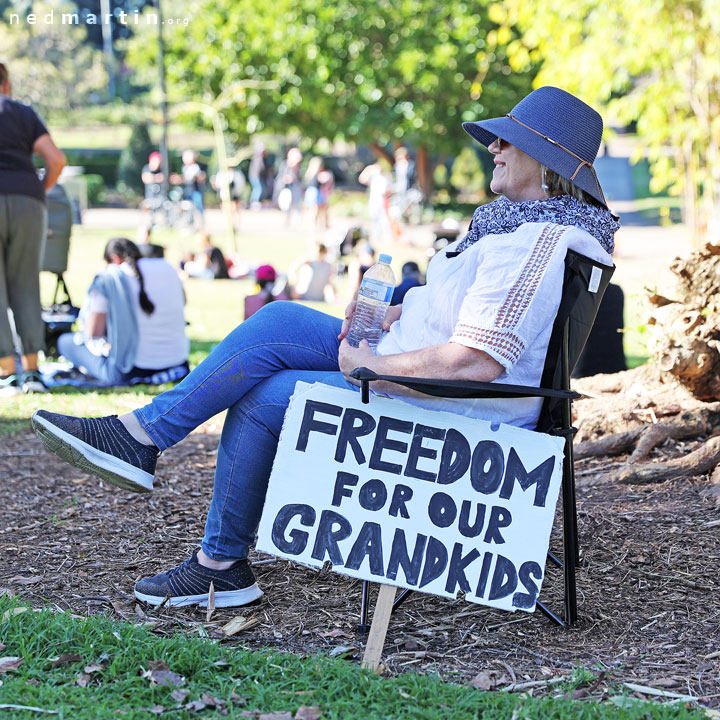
[57,237,189,386]
[33,87,618,608]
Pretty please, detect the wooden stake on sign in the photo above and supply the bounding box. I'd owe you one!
[361,584,397,672]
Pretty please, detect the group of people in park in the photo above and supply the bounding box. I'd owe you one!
[26,84,620,611]
[141,149,208,230]
[141,143,337,233]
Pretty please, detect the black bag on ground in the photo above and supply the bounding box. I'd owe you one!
[42,275,80,356]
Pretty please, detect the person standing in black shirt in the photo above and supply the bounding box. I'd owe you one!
[0,63,66,395]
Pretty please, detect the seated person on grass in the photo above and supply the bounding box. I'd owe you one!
[57,237,189,386]
[290,244,336,303]
[391,261,424,306]
[33,87,618,608]
[181,233,230,280]
[243,264,291,320]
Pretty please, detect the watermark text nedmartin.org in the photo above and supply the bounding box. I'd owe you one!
[8,9,190,27]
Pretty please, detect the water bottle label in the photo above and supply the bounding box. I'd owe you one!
[360,278,393,303]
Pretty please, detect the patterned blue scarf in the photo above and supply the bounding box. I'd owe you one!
[454,195,619,255]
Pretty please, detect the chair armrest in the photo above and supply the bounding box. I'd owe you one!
[349,367,580,401]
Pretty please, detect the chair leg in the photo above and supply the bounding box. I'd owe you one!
[570,466,580,567]
[392,589,413,612]
[536,600,565,627]
[561,448,578,625]
[358,580,371,634]
[558,311,579,624]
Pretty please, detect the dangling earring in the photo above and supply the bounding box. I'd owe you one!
[541,168,550,195]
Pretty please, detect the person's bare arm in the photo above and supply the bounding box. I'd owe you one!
[338,338,503,395]
[85,311,107,338]
[33,134,66,192]
[358,163,377,186]
[142,170,164,184]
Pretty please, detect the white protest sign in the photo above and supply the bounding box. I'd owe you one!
[257,382,566,613]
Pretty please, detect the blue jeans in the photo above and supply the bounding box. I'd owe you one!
[57,332,127,385]
[249,177,263,204]
[134,302,356,561]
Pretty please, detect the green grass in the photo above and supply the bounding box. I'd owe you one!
[52,124,216,152]
[622,289,651,370]
[0,596,705,720]
[628,160,683,225]
[0,213,655,436]
[2,220,355,437]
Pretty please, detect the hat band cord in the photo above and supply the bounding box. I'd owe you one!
[505,114,607,205]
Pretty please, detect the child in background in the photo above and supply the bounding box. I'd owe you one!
[243,265,290,320]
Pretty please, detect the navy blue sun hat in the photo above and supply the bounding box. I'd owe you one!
[462,86,608,208]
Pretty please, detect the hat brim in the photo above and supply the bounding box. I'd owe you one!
[462,117,608,208]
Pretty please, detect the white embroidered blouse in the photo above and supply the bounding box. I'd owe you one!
[376,222,613,429]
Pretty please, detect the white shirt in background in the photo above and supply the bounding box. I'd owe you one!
[88,258,189,370]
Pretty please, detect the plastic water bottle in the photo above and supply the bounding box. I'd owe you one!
[347,254,396,349]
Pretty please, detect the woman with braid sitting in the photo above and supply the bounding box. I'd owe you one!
[57,237,189,386]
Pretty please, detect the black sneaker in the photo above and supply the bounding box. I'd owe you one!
[31,410,158,493]
[21,370,47,394]
[0,374,21,397]
[134,552,263,607]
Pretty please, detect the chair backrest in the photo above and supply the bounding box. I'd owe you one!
[535,250,615,433]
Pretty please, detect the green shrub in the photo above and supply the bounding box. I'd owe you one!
[84,174,106,206]
[45,149,121,185]
[450,147,486,198]
[117,122,155,194]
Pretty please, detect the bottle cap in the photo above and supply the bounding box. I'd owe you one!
[379,254,392,264]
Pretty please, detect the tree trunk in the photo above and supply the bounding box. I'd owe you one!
[646,243,720,400]
[415,146,433,200]
[369,143,394,166]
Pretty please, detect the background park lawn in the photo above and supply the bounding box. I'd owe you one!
[1,202,663,435]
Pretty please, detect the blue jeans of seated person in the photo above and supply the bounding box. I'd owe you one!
[57,332,127,385]
[134,302,357,562]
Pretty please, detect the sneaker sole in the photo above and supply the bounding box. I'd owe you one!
[0,386,22,397]
[134,583,264,607]
[31,412,154,493]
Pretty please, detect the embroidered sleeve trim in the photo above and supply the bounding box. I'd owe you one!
[451,325,526,366]
[495,224,568,331]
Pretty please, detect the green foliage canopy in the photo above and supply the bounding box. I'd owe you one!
[118,122,154,193]
[125,0,537,163]
[0,0,108,120]
[494,0,720,237]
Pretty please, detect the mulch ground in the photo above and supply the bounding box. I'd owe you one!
[2,408,719,707]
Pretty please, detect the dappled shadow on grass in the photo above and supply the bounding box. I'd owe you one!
[0,342,222,439]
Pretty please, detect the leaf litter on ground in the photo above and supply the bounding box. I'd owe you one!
[142,660,185,687]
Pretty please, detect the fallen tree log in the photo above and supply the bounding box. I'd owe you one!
[618,435,720,484]
[574,403,720,460]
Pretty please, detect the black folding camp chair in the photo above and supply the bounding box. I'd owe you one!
[352,249,615,628]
